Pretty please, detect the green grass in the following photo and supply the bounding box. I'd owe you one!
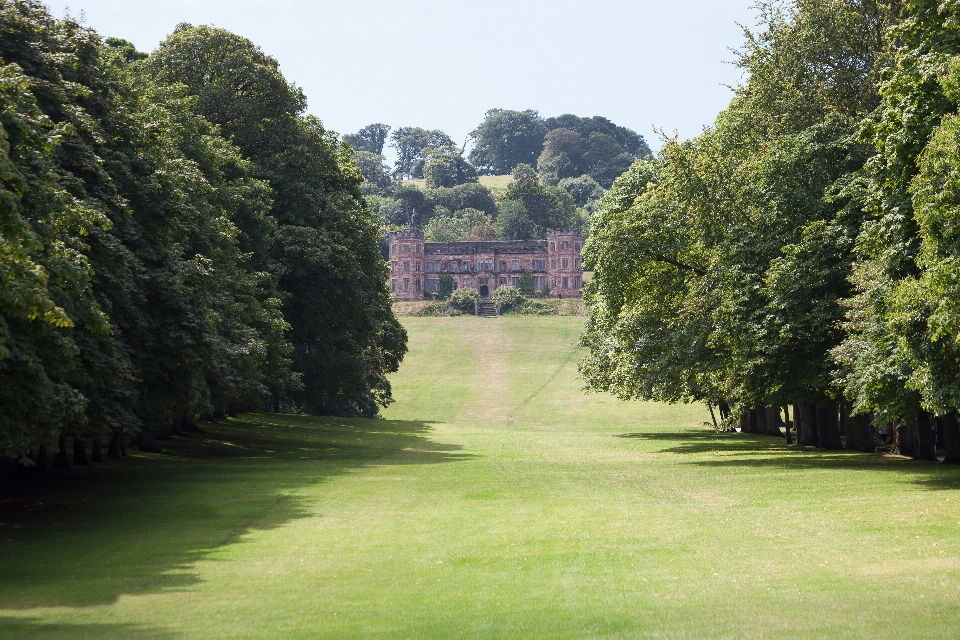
[3,317,960,638]
[400,175,513,191]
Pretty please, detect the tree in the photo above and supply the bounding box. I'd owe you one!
[390,127,454,179]
[503,164,576,233]
[469,109,548,175]
[496,200,537,240]
[352,150,392,195]
[422,146,478,188]
[148,25,407,417]
[545,114,651,159]
[344,123,391,155]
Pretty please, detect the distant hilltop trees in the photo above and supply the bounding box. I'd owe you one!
[347,111,649,247]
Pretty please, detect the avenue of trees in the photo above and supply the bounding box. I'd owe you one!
[0,1,405,466]
[348,112,650,245]
[582,0,960,461]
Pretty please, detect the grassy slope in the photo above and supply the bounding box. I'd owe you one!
[2,317,960,638]
[400,175,513,191]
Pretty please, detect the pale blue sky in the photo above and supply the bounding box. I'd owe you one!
[45,0,757,153]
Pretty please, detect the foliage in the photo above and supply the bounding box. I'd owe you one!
[449,287,481,312]
[518,271,535,296]
[422,146,478,188]
[491,285,525,311]
[351,150,393,195]
[390,127,454,179]
[581,0,899,434]
[438,274,454,298]
[344,123,391,155]
[502,164,576,234]
[469,109,549,175]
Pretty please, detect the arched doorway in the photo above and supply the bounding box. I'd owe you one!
[479,285,489,297]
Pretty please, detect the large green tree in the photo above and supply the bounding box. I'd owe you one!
[148,25,407,417]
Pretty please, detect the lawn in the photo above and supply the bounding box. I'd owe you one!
[2,317,960,638]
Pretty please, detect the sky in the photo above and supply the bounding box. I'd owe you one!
[44,0,758,155]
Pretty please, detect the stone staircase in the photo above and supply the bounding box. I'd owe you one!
[477,299,497,317]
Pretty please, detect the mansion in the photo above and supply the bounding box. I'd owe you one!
[388,228,584,300]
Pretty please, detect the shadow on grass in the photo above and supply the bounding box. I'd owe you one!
[0,618,180,640]
[0,413,471,619]
[617,429,960,491]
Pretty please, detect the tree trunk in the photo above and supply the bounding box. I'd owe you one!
[941,413,960,464]
[783,405,793,445]
[756,405,768,436]
[91,438,104,463]
[935,418,945,452]
[73,438,90,466]
[719,400,731,420]
[137,430,162,453]
[53,435,70,471]
[765,406,784,436]
[170,417,184,437]
[895,421,917,458]
[120,430,127,456]
[793,399,804,445]
[916,411,937,461]
[842,405,857,451]
[157,422,173,441]
[108,432,121,459]
[847,414,875,453]
[739,411,749,433]
[35,445,47,474]
[816,402,842,450]
[800,401,819,447]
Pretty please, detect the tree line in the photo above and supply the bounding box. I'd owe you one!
[582,0,960,462]
[0,1,406,470]
[348,112,651,245]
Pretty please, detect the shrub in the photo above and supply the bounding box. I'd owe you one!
[438,274,453,298]
[449,287,481,313]
[491,286,525,311]
[518,272,534,296]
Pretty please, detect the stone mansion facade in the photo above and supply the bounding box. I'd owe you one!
[388,228,584,300]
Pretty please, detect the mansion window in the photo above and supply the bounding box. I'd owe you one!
[511,260,519,271]
[511,277,519,287]
[402,245,410,253]
[416,261,421,272]
[561,241,568,250]
[550,242,556,250]
[403,261,410,272]
[391,280,396,292]
[562,277,569,288]
[391,244,396,255]
[416,244,421,254]
[475,259,493,272]
[575,243,581,251]
[500,261,507,272]
[416,279,421,292]
[574,258,581,269]
[573,276,582,288]
[391,261,397,272]
[449,261,459,273]
[499,278,507,287]
[478,278,489,288]
[533,276,547,290]
[463,278,471,288]
[562,258,569,269]
[533,259,545,270]
[403,279,410,291]
[551,259,557,269]
[425,279,439,292]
